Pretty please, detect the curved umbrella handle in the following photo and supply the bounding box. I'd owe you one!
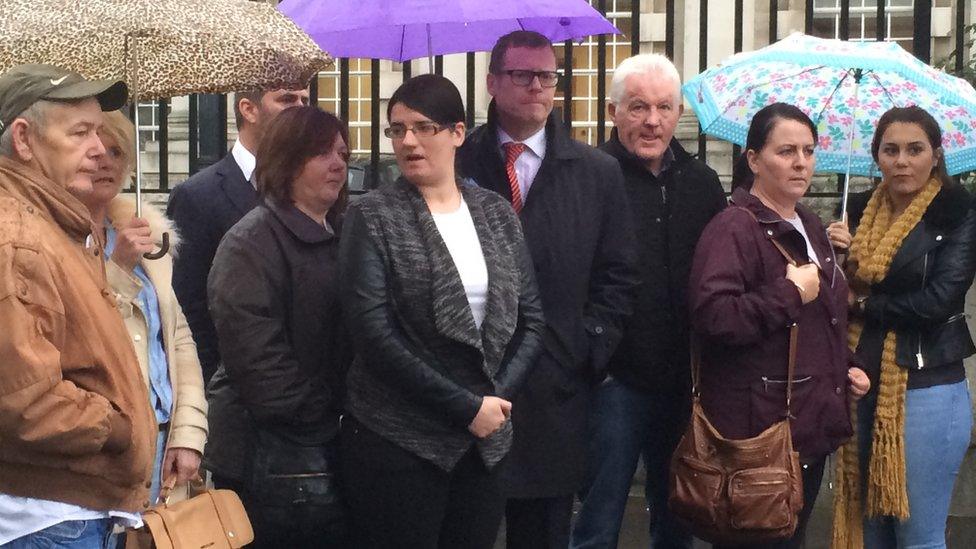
[144,232,170,260]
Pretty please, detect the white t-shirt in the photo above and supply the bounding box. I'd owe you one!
[785,215,821,268]
[0,494,141,544]
[432,199,489,328]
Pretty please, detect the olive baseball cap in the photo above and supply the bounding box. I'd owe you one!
[0,64,128,135]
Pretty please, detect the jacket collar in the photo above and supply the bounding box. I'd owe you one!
[216,154,258,216]
[264,197,336,244]
[484,100,581,161]
[849,181,972,233]
[393,178,516,374]
[730,186,825,266]
[0,156,93,242]
[602,128,690,177]
[921,182,971,232]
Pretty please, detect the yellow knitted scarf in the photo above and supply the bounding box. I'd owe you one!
[831,177,941,549]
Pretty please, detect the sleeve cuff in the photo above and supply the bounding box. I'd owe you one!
[864,294,887,325]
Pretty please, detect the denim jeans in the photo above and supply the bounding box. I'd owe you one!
[571,376,692,549]
[858,379,972,549]
[2,518,116,549]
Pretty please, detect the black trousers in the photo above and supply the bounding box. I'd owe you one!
[713,456,827,549]
[505,495,575,549]
[340,419,505,549]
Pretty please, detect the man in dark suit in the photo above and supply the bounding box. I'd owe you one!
[570,54,727,549]
[458,31,639,549]
[167,88,309,382]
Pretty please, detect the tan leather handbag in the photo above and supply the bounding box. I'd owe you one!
[668,228,804,545]
[126,478,254,549]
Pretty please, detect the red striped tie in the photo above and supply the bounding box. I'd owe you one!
[503,142,526,213]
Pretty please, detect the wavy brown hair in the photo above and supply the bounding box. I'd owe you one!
[255,106,350,227]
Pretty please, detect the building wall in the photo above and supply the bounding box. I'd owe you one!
[140,1,973,187]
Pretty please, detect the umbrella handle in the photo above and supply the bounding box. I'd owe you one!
[144,232,170,260]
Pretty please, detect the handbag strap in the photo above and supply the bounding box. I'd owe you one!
[690,206,801,418]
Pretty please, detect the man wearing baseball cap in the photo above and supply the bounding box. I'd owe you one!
[0,64,156,547]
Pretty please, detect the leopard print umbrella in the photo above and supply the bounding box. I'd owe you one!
[0,0,333,100]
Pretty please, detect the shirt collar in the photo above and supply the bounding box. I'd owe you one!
[231,139,256,185]
[497,126,547,159]
[655,146,676,177]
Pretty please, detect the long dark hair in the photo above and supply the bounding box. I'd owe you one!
[254,106,349,227]
[731,102,818,191]
[871,105,952,187]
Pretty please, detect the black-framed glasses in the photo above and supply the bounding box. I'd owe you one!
[500,69,560,88]
[384,121,450,139]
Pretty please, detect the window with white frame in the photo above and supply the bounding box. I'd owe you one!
[314,59,374,157]
[554,0,634,145]
[136,101,159,147]
[811,0,915,50]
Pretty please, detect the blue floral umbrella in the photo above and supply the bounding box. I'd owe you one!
[683,33,976,215]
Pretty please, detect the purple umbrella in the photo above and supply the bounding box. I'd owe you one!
[278,0,619,69]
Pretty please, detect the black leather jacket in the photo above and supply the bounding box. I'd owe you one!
[849,183,976,390]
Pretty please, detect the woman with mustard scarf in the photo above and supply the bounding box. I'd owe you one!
[833,106,976,549]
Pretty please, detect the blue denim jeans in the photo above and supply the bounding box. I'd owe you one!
[858,380,972,549]
[2,518,116,549]
[570,376,692,549]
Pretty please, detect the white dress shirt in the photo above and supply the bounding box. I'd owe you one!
[231,139,257,187]
[497,127,546,201]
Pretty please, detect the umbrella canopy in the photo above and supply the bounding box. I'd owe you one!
[278,0,620,62]
[683,32,976,177]
[0,0,332,100]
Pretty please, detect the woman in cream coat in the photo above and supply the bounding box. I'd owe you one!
[80,110,208,503]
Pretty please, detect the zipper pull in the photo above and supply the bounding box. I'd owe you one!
[828,454,833,490]
[916,351,925,369]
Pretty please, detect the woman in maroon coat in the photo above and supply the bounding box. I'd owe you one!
[688,103,869,548]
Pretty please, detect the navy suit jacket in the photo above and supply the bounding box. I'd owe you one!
[167,153,258,382]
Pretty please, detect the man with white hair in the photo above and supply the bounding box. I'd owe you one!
[570,54,726,549]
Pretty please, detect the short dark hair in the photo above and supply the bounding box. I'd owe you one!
[254,106,349,227]
[233,90,265,129]
[387,74,464,126]
[871,105,951,186]
[488,31,555,74]
[731,102,818,191]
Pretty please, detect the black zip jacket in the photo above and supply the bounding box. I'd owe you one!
[849,183,976,390]
[600,130,726,394]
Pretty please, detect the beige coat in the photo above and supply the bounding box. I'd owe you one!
[104,196,208,460]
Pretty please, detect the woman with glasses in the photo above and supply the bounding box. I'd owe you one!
[339,74,545,548]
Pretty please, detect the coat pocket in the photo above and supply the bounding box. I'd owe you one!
[920,314,976,368]
[748,376,812,432]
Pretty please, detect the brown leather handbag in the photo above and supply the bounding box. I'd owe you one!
[125,478,254,549]
[668,232,804,546]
